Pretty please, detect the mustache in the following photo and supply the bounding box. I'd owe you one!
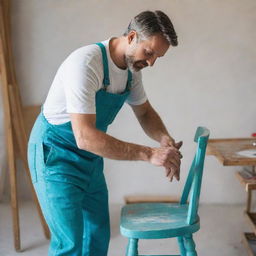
[134,60,148,68]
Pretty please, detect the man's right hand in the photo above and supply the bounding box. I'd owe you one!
[149,146,181,182]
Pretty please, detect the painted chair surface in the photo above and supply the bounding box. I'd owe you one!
[120,127,210,256]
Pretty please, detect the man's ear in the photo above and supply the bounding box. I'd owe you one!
[127,30,137,44]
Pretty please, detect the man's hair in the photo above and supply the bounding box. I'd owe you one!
[123,10,178,46]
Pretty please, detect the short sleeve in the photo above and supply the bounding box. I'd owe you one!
[126,71,147,105]
[62,49,102,114]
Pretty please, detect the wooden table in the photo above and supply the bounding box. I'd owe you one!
[207,138,256,256]
[207,138,256,166]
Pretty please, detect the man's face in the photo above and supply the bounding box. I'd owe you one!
[125,32,170,72]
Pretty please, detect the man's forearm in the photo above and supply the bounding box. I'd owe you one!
[76,127,152,161]
[136,107,174,144]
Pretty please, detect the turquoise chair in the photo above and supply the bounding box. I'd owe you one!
[120,127,210,256]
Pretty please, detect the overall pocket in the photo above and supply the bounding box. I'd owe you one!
[42,142,54,166]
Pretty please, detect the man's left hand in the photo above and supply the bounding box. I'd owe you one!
[160,136,183,181]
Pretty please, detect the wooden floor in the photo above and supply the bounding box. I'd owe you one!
[0,201,249,256]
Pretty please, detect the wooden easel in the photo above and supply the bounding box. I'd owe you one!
[0,0,50,251]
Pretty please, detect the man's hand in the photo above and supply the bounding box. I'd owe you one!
[159,135,183,181]
[149,146,181,182]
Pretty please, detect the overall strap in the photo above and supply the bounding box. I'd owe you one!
[95,42,110,87]
[96,42,132,91]
[126,69,132,91]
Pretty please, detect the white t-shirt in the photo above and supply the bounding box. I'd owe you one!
[43,39,147,124]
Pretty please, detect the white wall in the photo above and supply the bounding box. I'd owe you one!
[1,0,255,203]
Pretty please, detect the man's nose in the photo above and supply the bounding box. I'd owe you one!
[146,56,157,67]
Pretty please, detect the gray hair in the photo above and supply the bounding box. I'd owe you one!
[124,10,178,46]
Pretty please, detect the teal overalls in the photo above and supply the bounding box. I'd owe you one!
[27,42,132,256]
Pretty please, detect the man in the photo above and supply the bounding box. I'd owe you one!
[28,10,182,256]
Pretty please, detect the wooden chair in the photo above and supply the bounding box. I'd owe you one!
[120,126,210,256]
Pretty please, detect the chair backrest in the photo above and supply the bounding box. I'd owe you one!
[180,127,210,225]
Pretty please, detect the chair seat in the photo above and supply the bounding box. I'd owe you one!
[120,203,200,239]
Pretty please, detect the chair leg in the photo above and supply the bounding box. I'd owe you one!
[184,234,197,256]
[126,238,138,256]
[177,236,186,256]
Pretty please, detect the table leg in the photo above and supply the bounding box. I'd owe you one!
[246,189,252,213]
